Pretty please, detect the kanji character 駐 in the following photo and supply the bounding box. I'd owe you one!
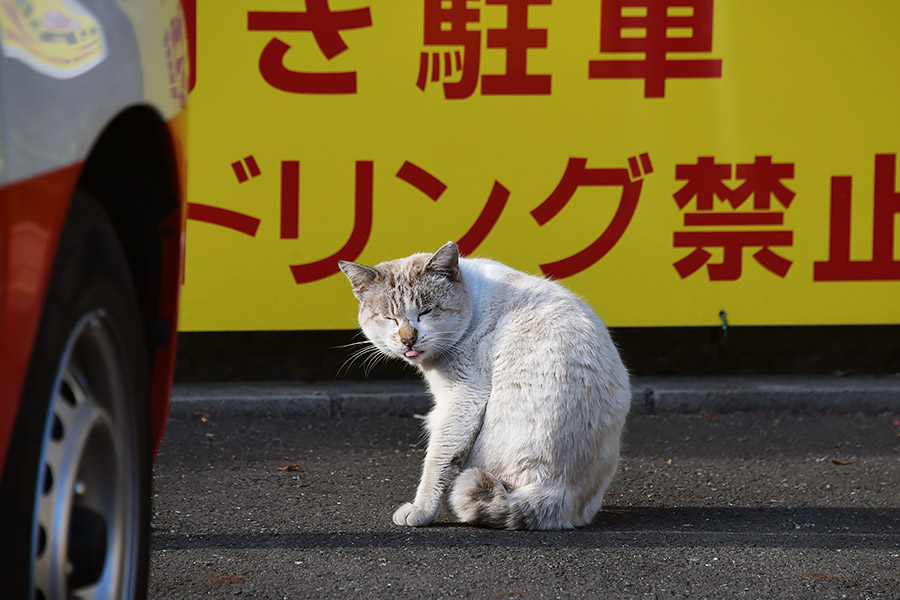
[248,0,372,94]
[416,0,551,99]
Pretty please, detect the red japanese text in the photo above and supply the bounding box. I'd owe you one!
[248,0,372,94]
[814,153,900,281]
[589,0,722,98]
[417,0,551,99]
[673,156,795,280]
[532,154,652,279]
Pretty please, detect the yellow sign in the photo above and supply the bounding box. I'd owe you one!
[181,0,900,331]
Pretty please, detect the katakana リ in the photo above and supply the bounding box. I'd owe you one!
[247,0,372,94]
[416,0,551,99]
[673,155,795,280]
[289,161,374,283]
[588,0,722,98]
[530,154,652,279]
[814,153,900,281]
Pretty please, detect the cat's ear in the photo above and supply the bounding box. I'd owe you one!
[424,241,460,281]
[339,261,378,296]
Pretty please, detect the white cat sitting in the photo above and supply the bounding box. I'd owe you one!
[339,241,630,530]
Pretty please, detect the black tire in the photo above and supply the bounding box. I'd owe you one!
[0,193,151,598]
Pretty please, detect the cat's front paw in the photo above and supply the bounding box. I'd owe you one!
[392,502,435,527]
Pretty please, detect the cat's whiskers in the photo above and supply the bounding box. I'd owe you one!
[360,347,391,377]
[331,335,373,351]
[337,341,383,378]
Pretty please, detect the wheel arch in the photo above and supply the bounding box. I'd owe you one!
[75,105,185,454]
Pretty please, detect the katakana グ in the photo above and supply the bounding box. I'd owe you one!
[531,154,653,279]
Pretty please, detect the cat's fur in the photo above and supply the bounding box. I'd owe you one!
[339,241,630,530]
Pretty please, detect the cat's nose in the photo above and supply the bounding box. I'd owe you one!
[399,322,418,347]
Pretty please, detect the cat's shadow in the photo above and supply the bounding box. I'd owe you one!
[415,503,899,550]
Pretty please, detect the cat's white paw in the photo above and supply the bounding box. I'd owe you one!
[392,502,435,526]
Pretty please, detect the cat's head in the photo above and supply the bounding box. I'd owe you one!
[339,241,472,367]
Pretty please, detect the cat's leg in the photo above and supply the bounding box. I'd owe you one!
[574,427,623,526]
[393,388,486,526]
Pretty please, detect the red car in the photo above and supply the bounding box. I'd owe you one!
[0,1,192,597]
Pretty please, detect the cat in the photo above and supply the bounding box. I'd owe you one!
[338,241,630,530]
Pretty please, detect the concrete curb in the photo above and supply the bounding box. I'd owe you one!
[169,376,900,417]
[632,376,900,413]
[169,381,428,418]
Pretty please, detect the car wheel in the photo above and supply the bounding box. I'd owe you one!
[0,193,151,599]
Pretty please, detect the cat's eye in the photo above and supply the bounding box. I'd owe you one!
[384,315,398,324]
[417,309,432,321]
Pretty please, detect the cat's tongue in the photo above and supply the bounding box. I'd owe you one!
[405,350,420,358]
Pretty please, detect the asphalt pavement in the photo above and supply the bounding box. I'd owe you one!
[150,377,900,599]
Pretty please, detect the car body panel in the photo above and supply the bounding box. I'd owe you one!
[0,163,80,471]
[0,0,190,479]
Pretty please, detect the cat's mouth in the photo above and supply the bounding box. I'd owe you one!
[403,349,422,358]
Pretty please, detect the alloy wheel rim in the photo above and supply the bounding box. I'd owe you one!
[31,309,140,600]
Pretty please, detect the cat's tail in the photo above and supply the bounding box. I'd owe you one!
[447,468,573,530]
